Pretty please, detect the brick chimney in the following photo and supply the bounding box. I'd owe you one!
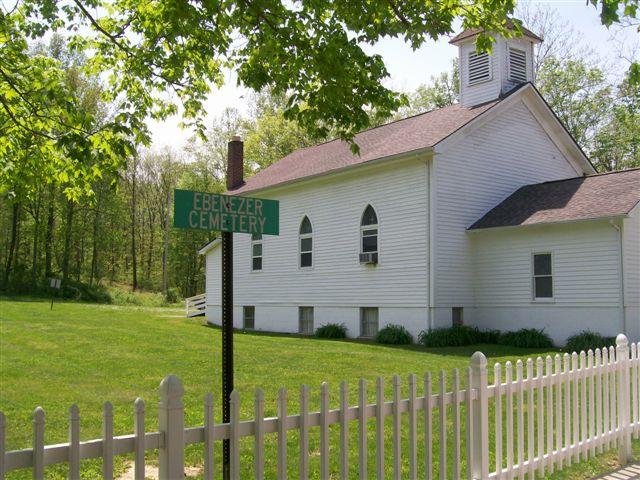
[227,135,244,190]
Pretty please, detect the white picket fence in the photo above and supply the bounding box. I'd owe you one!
[2,334,639,479]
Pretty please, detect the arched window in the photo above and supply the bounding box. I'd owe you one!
[299,216,313,268]
[360,205,378,254]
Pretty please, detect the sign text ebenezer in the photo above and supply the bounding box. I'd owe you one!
[173,189,279,235]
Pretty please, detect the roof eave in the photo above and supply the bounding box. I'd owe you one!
[198,238,221,255]
[467,213,629,233]
[232,146,435,196]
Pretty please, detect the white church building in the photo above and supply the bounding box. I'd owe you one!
[200,23,640,345]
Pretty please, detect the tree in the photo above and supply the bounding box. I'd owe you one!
[593,76,640,170]
[11,0,635,158]
[401,59,460,118]
[243,91,322,171]
[537,57,612,154]
[0,14,136,201]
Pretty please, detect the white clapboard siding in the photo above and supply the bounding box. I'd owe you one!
[207,158,429,311]
[2,338,638,479]
[434,99,581,309]
[623,205,640,341]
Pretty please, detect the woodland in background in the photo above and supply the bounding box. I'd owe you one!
[0,7,638,301]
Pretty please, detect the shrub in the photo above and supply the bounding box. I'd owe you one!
[375,324,413,345]
[498,328,553,349]
[315,323,348,339]
[565,331,616,353]
[106,285,167,307]
[418,325,487,348]
[165,287,181,304]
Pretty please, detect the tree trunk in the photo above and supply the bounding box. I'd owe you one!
[62,200,74,285]
[130,159,138,291]
[89,199,100,287]
[31,192,42,287]
[3,203,20,288]
[146,211,154,282]
[44,185,55,278]
[162,189,170,294]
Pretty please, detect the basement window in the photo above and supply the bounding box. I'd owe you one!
[452,307,464,326]
[508,47,527,84]
[243,306,255,329]
[532,253,553,300]
[360,307,379,337]
[299,306,314,335]
[468,51,491,85]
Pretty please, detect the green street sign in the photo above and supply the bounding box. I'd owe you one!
[173,189,279,235]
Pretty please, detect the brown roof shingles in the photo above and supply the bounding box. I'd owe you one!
[449,18,543,45]
[469,168,640,230]
[232,101,497,194]
[229,22,545,197]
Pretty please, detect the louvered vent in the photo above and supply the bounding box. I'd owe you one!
[509,47,527,83]
[467,52,491,85]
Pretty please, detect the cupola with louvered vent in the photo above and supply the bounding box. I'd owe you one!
[450,19,542,107]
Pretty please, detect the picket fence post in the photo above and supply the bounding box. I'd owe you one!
[158,375,185,480]
[616,334,632,464]
[470,352,489,480]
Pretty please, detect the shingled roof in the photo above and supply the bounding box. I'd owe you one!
[469,168,640,230]
[231,101,497,194]
[449,18,543,45]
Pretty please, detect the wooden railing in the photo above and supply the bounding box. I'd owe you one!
[185,293,206,317]
[1,335,638,479]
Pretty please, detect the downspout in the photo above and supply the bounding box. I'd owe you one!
[427,154,436,330]
[610,219,626,335]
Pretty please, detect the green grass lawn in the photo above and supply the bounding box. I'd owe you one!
[0,298,636,479]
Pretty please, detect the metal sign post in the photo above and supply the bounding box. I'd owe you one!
[172,137,279,480]
[221,229,233,479]
[49,278,61,310]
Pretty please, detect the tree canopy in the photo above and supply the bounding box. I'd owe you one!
[4,1,638,174]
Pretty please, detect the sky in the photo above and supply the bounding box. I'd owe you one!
[147,0,639,151]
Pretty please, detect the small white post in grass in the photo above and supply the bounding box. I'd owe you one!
[470,351,488,480]
[68,404,80,480]
[616,334,632,464]
[33,407,45,480]
[158,375,184,480]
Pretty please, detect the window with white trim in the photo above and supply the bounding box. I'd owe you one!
[243,306,255,329]
[533,253,553,299]
[299,216,313,268]
[251,233,262,271]
[360,205,378,254]
[299,306,314,335]
[508,47,527,83]
[360,307,379,337]
[467,51,491,85]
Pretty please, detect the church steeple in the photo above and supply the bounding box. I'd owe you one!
[450,19,542,108]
